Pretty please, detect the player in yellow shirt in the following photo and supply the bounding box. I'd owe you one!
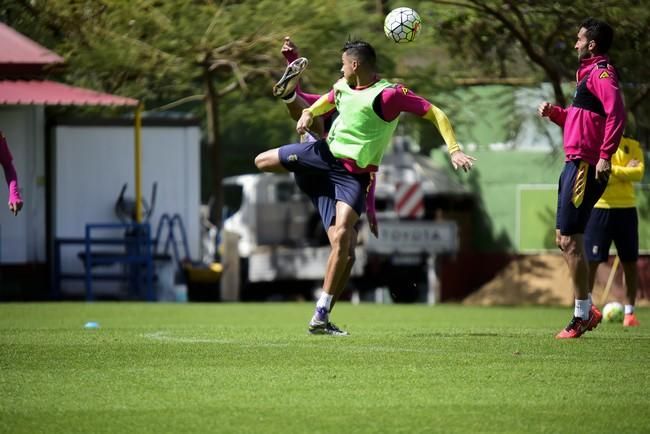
[584,136,645,326]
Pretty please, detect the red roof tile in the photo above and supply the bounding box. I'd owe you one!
[0,80,138,106]
[0,22,64,65]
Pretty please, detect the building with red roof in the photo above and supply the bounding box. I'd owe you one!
[0,22,137,105]
[0,22,200,298]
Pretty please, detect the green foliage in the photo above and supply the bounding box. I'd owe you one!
[2,0,649,172]
[3,0,408,176]
[428,0,650,135]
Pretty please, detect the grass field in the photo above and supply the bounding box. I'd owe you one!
[1,303,649,434]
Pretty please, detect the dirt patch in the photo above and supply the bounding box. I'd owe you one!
[463,254,650,306]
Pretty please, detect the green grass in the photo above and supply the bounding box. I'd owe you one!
[1,303,649,434]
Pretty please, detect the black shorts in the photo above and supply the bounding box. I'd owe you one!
[584,207,639,262]
[278,139,370,229]
[555,160,608,235]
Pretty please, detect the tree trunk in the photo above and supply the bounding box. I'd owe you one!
[549,72,567,108]
[204,67,223,229]
[375,0,390,15]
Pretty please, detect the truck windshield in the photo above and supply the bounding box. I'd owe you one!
[223,184,243,218]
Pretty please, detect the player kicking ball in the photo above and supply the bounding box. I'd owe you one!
[255,40,474,335]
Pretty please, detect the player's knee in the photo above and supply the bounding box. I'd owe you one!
[254,152,268,171]
[331,225,352,251]
[254,150,279,172]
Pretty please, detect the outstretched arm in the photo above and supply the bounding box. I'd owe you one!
[538,102,568,127]
[380,86,475,171]
[422,104,476,172]
[281,36,322,104]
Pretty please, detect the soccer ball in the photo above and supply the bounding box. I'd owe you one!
[602,302,624,323]
[384,7,421,43]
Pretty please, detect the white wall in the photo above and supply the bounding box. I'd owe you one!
[54,123,201,292]
[0,106,46,264]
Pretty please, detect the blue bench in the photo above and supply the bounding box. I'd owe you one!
[52,223,154,301]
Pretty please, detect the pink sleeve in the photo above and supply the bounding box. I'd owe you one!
[327,89,336,104]
[297,90,321,106]
[549,105,568,127]
[587,68,626,160]
[380,85,431,121]
[283,49,299,63]
[0,134,22,205]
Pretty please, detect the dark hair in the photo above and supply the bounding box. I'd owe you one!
[342,40,377,70]
[580,18,614,54]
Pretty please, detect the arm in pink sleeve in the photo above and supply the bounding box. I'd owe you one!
[588,70,626,160]
[327,89,336,104]
[283,49,298,63]
[379,85,430,121]
[296,90,322,106]
[0,134,22,205]
[381,87,462,154]
[548,105,568,127]
[281,42,301,93]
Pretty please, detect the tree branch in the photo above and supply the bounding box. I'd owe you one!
[454,77,537,86]
[503,0,531,42]
[201,3,225,47]
[432,0,484,13]
[460,0,567,106]
[217,81,239,97]
[215,68,274,97]
[149,94,205,112]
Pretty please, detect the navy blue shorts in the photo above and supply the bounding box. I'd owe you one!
[584,207,639,262]
[556,160,608,235]
[278,139,370,229]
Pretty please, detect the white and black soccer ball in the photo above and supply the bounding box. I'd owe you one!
[384,7,422,43]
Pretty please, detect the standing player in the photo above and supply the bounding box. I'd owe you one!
[256,40,475,335]
[0,131,23,216]
[273,37,353,317]
[585,135,644,326]
[538,18,626,338]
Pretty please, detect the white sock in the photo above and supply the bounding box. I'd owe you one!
[588,293,593,304]
[316,292,333,311]
[625,304,634,315]
[574,299,591,320]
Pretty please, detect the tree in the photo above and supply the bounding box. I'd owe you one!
[2,0,387,226]
[424,0,650,135]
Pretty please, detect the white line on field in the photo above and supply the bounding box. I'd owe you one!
[142,331,441,354]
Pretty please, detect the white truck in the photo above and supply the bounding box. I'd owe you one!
[221,146,469,302]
